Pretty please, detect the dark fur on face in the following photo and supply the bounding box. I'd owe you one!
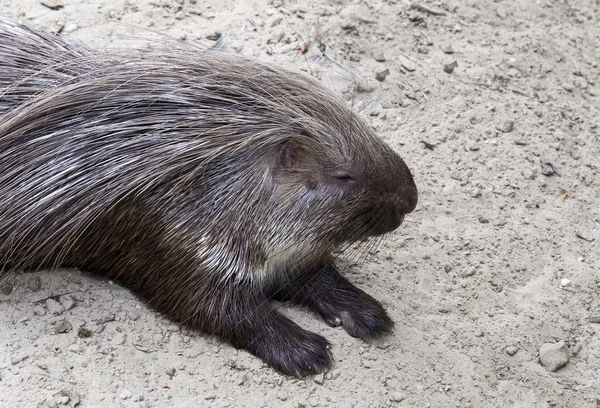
[0,19,417,376]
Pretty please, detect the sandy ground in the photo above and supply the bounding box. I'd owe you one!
[0,0,599,407]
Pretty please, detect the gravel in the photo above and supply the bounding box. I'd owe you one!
[0,0,598,407]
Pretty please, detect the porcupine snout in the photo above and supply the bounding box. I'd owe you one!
[372,162,418,235]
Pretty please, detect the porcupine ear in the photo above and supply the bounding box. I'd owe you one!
[279,138,299,169]
[278,132,311,169]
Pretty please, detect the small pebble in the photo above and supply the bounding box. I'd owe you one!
[399,56,417,72]
[11,355,28,365]
[356,81,377,93]
[63,23,79,34]
[540,159,556,176]
[313,372,325,385]
[505,345,519,356]
[70,390,81,406]
[59,295,76,311]
[205,32,221,41]
[45,397,58,408]
[441,45,454,54]
[375,69,389,82]
[421,140,436,149]
[443,61,458,74]
[462,266,477,277]
[560,278,570,287]
[539,341,570,372]
[67,344,82,354]
[373,52,386,62]
[270,17,283,27]
[496,120,515,133]
[55,319,73,334]
[119,390,132,400]
[33,305,47,316]
[27,277,41,291]
[496,6,508,18]
[390,392,405,402]
[341,20,356,31]
[562,82,574,92]
[46,299,65,315]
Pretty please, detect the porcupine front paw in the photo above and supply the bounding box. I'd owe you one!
[314,286,393,340]
[271,263,394,340]
[249,324,333,377]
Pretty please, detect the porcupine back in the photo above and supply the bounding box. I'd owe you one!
[0,18,98,113]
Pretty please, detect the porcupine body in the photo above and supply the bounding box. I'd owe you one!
[0,19,418,376]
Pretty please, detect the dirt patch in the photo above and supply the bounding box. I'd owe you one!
[0,0,598,407]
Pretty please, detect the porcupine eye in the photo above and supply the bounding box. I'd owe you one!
[332,172,354,182]
[330,170,360,190]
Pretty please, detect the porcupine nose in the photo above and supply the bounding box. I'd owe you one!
[398,182,418,215]
[376,180,418,235]
[391,182,418,227]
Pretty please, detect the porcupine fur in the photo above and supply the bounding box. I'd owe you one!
[0,19,418,376]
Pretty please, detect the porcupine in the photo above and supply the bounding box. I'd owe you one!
[0,19,418,376]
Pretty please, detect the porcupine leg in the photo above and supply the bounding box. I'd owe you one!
[271,262,393,340]
[96,266,332,376]
[74,217,332,377]
[164,277,333,377]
